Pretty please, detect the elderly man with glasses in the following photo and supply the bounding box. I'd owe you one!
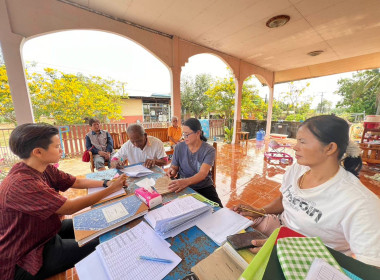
[111,124,168,169]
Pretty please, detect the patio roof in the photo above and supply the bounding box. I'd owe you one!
[64,0,380,83]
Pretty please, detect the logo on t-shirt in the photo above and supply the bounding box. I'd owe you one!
[283,185,323,223]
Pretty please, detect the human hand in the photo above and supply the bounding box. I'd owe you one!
[110,159,124,169]
[98,151,106,157]
[144,159,156,169]
[103,152,111,160]
[248,239,267,254]
[168,179,188,193]
[232,204,265,218]
[107,174,127,193]
[166,167,178,178]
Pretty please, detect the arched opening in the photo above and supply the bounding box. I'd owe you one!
[22,30,171,125]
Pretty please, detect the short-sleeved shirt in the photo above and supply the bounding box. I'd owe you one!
[113,136,167,165]
[0,162,76,279]
[168,126,182,146]
[280,163,380,267]
[172,141,215,190]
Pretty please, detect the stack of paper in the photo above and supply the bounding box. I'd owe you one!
[121,165,153,177]
[144,196,213,238]
[75,221,181,280]
[196,208,253,246]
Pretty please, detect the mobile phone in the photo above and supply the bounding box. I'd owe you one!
[227,231,267,250]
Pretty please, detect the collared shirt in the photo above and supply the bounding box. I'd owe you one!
[85,130,113,154]
[168,126,182,146]
[113,136,167,165]
[0,163,76,279]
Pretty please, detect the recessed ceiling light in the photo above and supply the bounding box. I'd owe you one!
[307,50,324,56]
[266,15,290,28]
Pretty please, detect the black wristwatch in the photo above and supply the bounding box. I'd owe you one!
[103,180,109,188]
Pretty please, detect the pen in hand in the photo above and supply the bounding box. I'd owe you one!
[138,256,173,263]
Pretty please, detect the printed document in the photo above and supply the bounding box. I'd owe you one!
[121,165,153,177]
[196,207,253,246]
[75,222,180,280]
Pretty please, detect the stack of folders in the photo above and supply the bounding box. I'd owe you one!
[144,196,213,239]
[73,194,149,246]
[75,221,181,280]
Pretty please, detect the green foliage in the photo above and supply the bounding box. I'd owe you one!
[205,76,266,122]
[181,74,213,118]
[0,65,16,123]
[0,63,127,124]
[224,126,233,144]
[335,69,380,115]
[276,81,312,121]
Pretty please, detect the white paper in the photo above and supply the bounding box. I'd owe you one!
[97,222,181,280]
[120,165,153,177]
[87,187,126,202]
[144,196,212,232]
[158,209,213,239]
[76,250,108,280]
[135,177,156,192]
[196,208,253,246]
[102,202,129,223]
[306,258,350,280]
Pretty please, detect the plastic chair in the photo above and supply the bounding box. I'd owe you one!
[264,140,293,164]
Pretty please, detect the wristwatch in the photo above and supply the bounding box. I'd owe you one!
[103,179,109,188]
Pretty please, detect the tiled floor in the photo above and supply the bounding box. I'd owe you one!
[56,139,380,280]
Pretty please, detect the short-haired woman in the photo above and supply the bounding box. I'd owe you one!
[167,118,222,206]
[0,123,126,279]
[234,115,380,267]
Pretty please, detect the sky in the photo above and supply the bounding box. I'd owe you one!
[22,30,355,108]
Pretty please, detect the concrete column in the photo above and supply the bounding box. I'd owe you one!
[0,0,34,124]
[232,77,243,144]
[170,36,181,124]
[170,66,182,123]
[265,85,274,138]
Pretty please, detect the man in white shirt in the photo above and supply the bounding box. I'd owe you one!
[111,124,167,168]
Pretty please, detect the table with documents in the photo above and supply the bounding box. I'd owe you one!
[84,165,224,280]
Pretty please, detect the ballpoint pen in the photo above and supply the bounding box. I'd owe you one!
[138,256,173,263]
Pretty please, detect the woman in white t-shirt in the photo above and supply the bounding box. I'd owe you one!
[233,115,380,267]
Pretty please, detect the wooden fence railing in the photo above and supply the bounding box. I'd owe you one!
[0,119,226,160]
[60,123,128,158]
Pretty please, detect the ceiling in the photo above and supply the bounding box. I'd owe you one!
[65,0,380,74]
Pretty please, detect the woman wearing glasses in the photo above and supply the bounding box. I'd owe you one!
[166,118,223,206]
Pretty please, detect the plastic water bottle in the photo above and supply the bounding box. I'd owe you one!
[256,129,265,141]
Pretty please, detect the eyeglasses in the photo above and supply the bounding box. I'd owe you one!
[182,132,196,139]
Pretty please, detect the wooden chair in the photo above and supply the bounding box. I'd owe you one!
[110,132,121,149]
[121,131,128,143]
[360,143,380,165]
[211,142,217,185]
[235,120,249,145]
[89,132,121,173]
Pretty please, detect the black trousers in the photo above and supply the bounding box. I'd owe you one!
[194,185,223,207]
[14,219,98,280]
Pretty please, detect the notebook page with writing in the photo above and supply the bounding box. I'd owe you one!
[196,208,253,246]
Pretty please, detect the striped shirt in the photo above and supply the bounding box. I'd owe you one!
[0,162,75,279]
